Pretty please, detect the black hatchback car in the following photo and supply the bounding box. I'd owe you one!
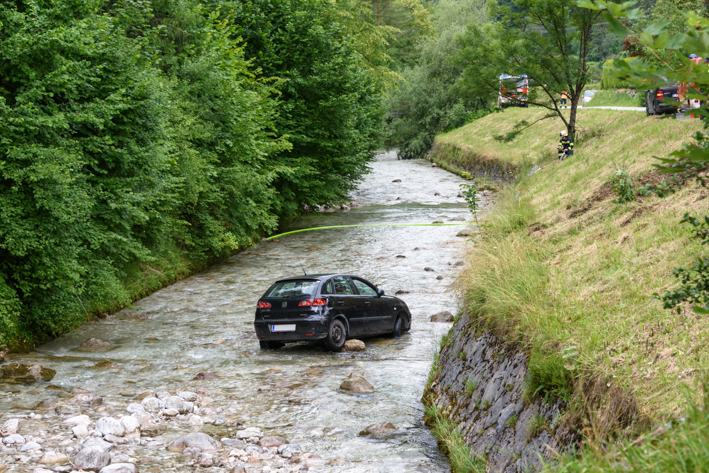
[254,274,411,351]
[646,86,679,115]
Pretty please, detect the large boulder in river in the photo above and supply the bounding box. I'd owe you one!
[1,363,56,383]
[340,370,375,393]
[167,433,221,452]
[430,311,455,322]
[343,340,366,352]
[95,417,125,437]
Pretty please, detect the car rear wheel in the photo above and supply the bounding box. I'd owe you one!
[392,316,403,338]
[324,319,346,351]
[259,341,284,350]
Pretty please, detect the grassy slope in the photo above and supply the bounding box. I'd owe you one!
[434,108,708,467]
[584,90,644,108]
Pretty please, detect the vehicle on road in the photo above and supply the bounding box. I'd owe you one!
[254,274,412,351]
[582,89,597,105]
[498,74,528,108]
[646,86,679,115]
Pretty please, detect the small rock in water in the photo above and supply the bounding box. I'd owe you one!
[236,427,263,440]
[359,422,403,439]
[2,434,25,444]
[340,370,375,393]
[221,438,246,447]
[126,403,145,415]
[63,414,92,426]
[98,464,138,473]
[394,290,410,295]
[1,363,56,383]
[1,418,19,437]
[140,397,164,413]
[395,255,406,258]
[436,275,443,280]
[430,311,455,322]
[167,432,221,452]
[32,468,54,473]
[20,441,42,451]
[432,220,443,224]
[259,436,288,448]
[343,339,366,352]
[277,444,302,458]
[79,438,113,452]
[192,372,219,380]
[73,446,111,471]
[120,416,140,434]
[424,267,435,272]
[33,400,53,410]
[162,408,179,417]
[72,425,89,439]
[188,415,203,427]
[91,361,121,370]
[77,338,113,351]
[39,451,70,465]
[456,229,474,237]
[95,417,125,437]
[392,179,402,182]
[178,391,198,402]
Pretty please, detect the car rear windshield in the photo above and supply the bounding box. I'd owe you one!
[264,280,319,298]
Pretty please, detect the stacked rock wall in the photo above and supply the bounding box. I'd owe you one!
[426,312,572,472]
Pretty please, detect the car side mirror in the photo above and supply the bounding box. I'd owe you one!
[377,288,385,297]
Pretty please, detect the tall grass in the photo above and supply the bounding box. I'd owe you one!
[424,403,487,473]
[585,90,644,108]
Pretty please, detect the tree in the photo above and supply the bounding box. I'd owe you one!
[385,0,490,158]
[456,0,603,138]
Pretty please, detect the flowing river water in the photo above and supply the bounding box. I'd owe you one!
[0,152,485,472]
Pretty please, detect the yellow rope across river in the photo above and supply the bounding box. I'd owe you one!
[266,222,471,240]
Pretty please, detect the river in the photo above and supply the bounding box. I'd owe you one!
[0,151,482,472]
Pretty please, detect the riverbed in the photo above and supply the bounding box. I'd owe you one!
[0,151,482,472]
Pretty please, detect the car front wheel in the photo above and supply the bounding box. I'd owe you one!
[392,316,403,338]
[324,319,347,351]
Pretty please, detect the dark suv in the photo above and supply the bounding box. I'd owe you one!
[254,274,411,351]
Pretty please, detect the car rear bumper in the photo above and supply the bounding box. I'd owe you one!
[254,319,329,342]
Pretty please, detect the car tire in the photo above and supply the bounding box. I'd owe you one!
[259,341,284,350]
[392,316,403,338]
[324,319,346,351]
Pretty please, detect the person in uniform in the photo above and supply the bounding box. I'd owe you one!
[558,130,574,160]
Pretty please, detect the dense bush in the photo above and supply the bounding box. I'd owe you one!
[600,58,634,89]
[0,0,382,350]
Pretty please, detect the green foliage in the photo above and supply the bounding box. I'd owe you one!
[601,58,635,89]
[0,0,383,350]
[546,380,709,472]
[456,0,603,137]
[465,377,479,396]
[528,414,549,438]
[424,403,487,473]
[612,169,637,203]
[660,214,709,314]
[504,414,519,427]
[525,350,574,403]
[459,182,480,225]
[384,0,490,159]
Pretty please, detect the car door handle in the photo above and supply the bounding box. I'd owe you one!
[337,300,345,305]
[364,301,371,306]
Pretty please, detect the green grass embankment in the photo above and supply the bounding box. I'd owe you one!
[432,107,709,470]
[585,90,644,108]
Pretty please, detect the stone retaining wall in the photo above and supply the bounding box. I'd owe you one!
[425,312,573,472]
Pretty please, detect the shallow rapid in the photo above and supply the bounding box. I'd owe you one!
[1,151,481,472]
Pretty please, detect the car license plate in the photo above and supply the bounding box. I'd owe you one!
[270,324,296,332]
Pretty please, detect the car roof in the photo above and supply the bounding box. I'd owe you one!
[275,273,360,283]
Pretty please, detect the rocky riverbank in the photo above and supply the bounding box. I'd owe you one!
[424,312,576,472]
[0,387,324,473]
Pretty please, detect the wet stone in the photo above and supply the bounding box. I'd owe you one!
[221,438,246,447]
[2,434,25,444]
[39,451,70,465]
[1,418,19,437]
[340,370,375,393]
[167,432,221,452]
[430,311,455,322]
[1,363,56,383]
[343,340,366,352]
[359,422,403,439]
[98,464,138,473]
[73,446,111,471]
[95,417,125,437]
[77,338,113,351]
[258,436,288,448]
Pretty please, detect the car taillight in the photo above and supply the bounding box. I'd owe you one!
[257,301,271,308]
[657,90,664,98]
[299,299,326,307]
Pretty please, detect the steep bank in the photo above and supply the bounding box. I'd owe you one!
[426,108,708,470]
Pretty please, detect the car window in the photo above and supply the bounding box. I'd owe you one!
[264,280,318,298]
[352,279,377,296]
[321,280,334,295]
[332,276,355,295]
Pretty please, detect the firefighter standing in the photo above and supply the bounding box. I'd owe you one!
[558,130,574,161]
